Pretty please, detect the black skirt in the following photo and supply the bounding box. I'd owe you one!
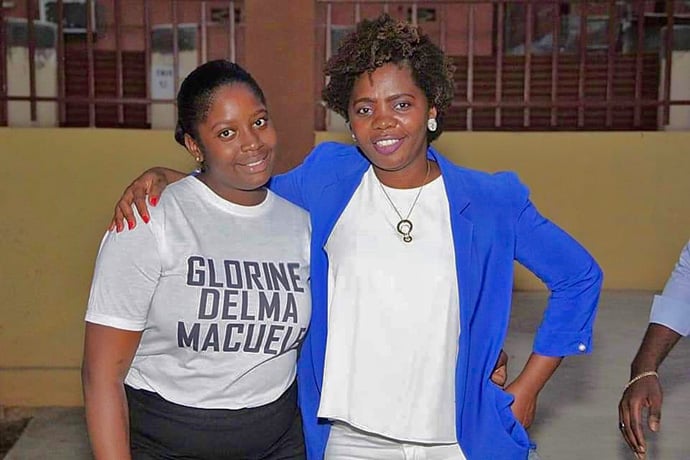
[125,380,305,460]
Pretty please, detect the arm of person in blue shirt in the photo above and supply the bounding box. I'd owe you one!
[508,194,603,428]
[109,167,186,232]
[107,161,308,232]
[619,240,690,459]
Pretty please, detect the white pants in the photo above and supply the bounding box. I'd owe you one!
[325,422,467,460]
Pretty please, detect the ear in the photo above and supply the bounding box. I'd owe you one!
[184,133,203,162]
[428,106,438,121]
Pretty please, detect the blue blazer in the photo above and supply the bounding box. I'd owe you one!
[269,142,603,460]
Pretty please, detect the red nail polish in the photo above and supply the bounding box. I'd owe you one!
[150,196,158,206]
[127,219,134,230]
[142,214,150,224]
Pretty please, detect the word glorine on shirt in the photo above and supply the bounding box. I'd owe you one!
[178,256,308,354]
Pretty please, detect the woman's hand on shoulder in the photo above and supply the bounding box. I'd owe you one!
[109,167,184,232]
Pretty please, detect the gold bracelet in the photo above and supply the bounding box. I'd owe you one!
[623,371,659,393]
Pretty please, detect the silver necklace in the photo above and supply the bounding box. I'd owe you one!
[376,161,431,243]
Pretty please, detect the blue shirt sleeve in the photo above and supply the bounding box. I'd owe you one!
[269,164,308,210]
[268,143,339,211]
[649,240,690,336]
[512,187,603,357]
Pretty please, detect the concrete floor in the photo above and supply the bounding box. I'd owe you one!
[507,291,690,460]
[6,291,690,459]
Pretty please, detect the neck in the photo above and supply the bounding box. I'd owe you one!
[375,159,438,189]
[196,174,268,206]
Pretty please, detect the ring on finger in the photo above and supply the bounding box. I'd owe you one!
[619,421,625,430]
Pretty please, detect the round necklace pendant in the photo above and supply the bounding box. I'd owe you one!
[397,219,413,235]
[397,219,413,243]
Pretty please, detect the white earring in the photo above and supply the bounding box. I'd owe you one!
[427,118,438,132]
[351,133,357,143]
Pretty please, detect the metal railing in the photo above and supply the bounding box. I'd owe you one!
[315,0,690,131]
[2,1,689,131]
[0,0,243,128]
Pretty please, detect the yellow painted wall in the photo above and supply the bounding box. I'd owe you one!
[1,128,689,406]
[0,128,195,406]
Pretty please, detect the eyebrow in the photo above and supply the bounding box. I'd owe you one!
[351,93,417,105]
[210,108,268,131]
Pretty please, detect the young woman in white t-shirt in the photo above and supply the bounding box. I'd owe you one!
[82,60,311,459]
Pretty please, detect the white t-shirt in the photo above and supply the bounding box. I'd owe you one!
[85,176,311,410]
[319,166,460,443]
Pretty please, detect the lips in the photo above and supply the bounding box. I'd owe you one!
[246,158,264,167]
[372,137,403,155]
[240,152,271,173]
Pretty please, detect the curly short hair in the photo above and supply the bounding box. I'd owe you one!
[322,14,455,143]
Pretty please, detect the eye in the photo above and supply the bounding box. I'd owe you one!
[394,101,411,111]
[355,106,372,116]
[218,129,235,139]
[254,117,268,128]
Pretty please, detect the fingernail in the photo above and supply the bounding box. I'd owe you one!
[127,219,135,230]
[150,196,158,206]
[650,421,659,432]
[142,214,150,224]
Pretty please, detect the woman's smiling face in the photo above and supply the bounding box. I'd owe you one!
[188,82,277,204]
[348,62,436,186]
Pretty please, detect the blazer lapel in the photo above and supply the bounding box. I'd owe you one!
[314,151,370,250]
[430,148,478,326]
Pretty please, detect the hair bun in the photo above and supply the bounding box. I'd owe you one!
[174,122,186,146]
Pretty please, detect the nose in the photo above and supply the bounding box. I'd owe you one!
[240,129,263,152]
[373,109,396,130]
